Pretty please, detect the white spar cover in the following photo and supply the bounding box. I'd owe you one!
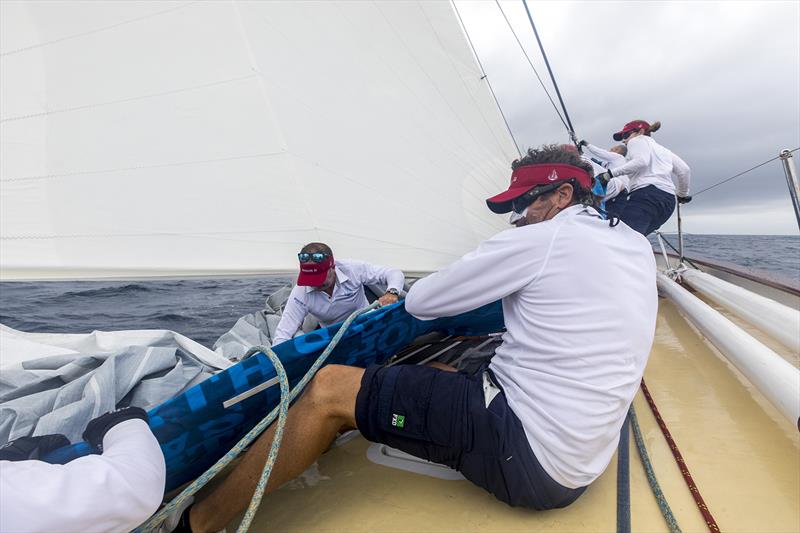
[0,1,517,280]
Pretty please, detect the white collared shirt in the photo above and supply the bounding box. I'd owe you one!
[272,259,405,346]
[405,205,657,488]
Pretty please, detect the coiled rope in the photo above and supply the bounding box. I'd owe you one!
[640,379,721,532]
[629,405,682,533]
[138,301,380,533]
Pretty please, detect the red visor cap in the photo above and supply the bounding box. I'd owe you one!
[297,256,334,286]
[485,164,592,214]
[613,120,650,141]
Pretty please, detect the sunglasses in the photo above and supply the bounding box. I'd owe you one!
[298,252,329,263]
[511,183,562,214]
[621,130,636,140]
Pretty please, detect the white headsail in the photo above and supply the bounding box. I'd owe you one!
[0,1,518,280]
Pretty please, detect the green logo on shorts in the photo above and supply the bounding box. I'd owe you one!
[391,413,405,428]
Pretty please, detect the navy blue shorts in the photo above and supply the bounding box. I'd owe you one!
[355,364,586,509]
[619,184,676,236]
[605,193,628,219]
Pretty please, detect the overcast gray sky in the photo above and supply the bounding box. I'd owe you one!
[458,0,800,235]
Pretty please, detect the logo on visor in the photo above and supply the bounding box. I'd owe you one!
[547,169,559,181]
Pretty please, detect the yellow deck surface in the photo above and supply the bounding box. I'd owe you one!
[228,298,799,532]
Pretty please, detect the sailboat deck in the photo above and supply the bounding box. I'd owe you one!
[226,298,799,532]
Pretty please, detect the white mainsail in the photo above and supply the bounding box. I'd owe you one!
[0,1,518,280]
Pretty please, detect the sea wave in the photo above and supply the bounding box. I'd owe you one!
[1,235,796,346]
[56,283,158,299]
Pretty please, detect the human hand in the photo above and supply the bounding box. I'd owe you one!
[596,171,613,186]
[0,434,70,461]
[677,195,692,204]
[83,406,149,452]
[378,292,400,307]
[578,139,588,148]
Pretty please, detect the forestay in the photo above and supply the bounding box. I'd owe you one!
[0,1,518,280]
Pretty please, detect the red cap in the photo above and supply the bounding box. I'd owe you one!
[297,255,334,286]
[485,164,592,214]
[613,120,650,141]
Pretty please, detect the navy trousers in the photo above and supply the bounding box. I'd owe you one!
[619,185,676,236]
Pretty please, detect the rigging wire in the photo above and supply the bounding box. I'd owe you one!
[493,0,570,134]
[693,147,799,197]
[520,0,578,143]
[655,232,701,270]
[453,1,522,157]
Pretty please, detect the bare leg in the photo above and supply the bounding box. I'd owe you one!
[189,365,364,533]
[427,361,457,372]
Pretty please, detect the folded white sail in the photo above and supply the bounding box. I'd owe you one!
[1,1,518,280]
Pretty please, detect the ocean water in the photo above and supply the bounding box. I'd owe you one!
[1,235,797,346]
[648,234,799,282]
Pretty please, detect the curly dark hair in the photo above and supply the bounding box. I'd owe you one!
[511,144,597,207]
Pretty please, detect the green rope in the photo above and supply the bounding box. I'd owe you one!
[137,301,380,533]
[629,405,682,533]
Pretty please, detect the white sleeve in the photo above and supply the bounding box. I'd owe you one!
[0,419,165,533]
[272,287,308,346]
[585,144,626,167]
[604,175,629,200]
[405,226,553,320]
[353,261,405,292]
[610,137,649,178]
[671,152,691,196]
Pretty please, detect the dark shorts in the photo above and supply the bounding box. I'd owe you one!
[355,364,586,510]
[619,184,676,236]
[605,192,628,219]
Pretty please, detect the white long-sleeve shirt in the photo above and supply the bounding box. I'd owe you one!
[584,144,629,200]
[405,205,657,489]
[272,259,404,346]
[610,135,691,196]
[0,419,166,533]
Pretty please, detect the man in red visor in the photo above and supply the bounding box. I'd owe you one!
[178,146,657,532]
[271,242,405,346]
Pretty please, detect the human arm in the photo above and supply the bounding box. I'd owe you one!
[609,136,649,178]
[405,226,552,320]
[671,152,691,197]
[0,419,165,533]
[271,287,309,346]
[585,143,626,167]
[604,175,630,200]
[354,261,405,306]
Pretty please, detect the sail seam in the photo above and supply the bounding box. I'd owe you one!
[0,2,197,57]
[426,2,519,159]
[0,229,316,241]
[285,153,502,240]
[0,151,288,183]
[247,3,504,193]
[451,1,522,157]
[0,74,259,123]
[228,0,319,239]
[373,2,511,172]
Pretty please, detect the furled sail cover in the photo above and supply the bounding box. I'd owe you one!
[0,1,518,280]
